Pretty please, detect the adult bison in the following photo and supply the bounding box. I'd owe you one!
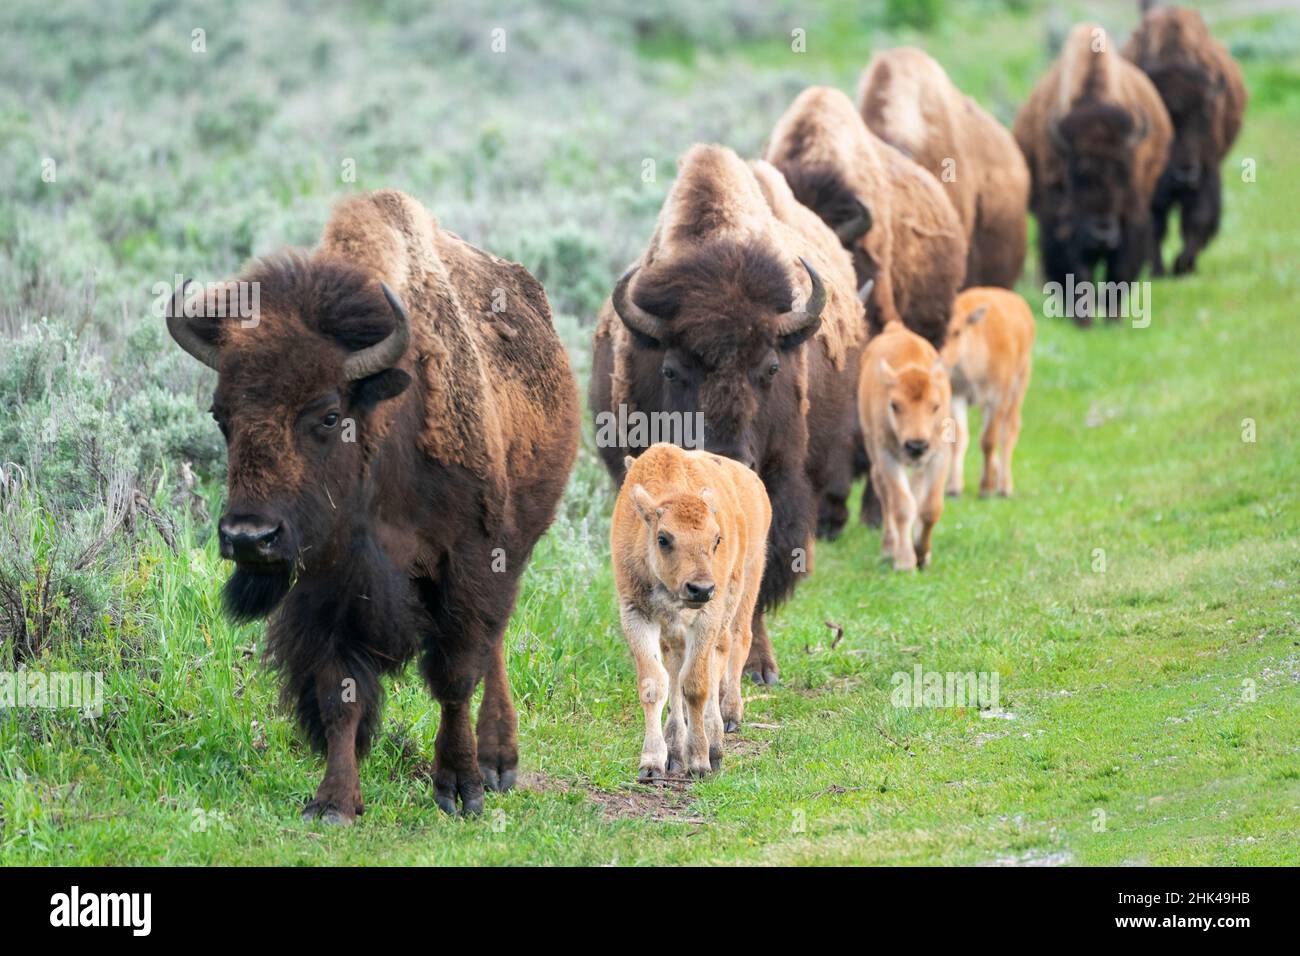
[765,85,967,349]
[1124,4,1246,276]
[589,145,864,684]
[857,47,1029,289]
[1014,23,1172,323]
[167,189,579,823]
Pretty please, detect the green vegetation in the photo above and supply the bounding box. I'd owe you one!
[1,1,1297,864]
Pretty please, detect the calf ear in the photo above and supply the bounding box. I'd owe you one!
[623,455,636,473]
[966,305,989,326]
[350,368,411,409]
[631,484,658,524]
[878,357,899,387]
[700,488,718,514]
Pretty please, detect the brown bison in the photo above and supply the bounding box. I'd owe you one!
[1124,5,1247,275]
[589,145,864,684]
[1014,23,1173,322]
[167,189,579,823]
[765,85,967,349]
[857,47,1030,289]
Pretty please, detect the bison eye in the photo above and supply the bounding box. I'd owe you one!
[661,365,677,382]
[321,412,340,428]
[657,533,671,551]
[766,361,780,378]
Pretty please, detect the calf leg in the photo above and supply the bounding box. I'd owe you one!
[879,457,917,571]
[998,396,1024,497]
[913,451,948,569]
[679,622,721,776]
[662,634,686,773]
[621,607,670,781]
[979,401,1001,496]
[475,640,518,793]
[947,394,970,497]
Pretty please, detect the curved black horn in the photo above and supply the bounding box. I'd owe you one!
[166,279,221,370]
[775,257,826,337]
[835,198,873,244]
[611,266,668,344]
[343,282,411,381]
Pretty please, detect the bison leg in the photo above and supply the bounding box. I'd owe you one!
[1150,178,1176,277]
[1174,173,1222,276]
[430,691,484,817]
[475,640,518,793]
[301,667,369,826]
[745,611,780,686]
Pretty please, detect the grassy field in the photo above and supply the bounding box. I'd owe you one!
[1,1,1298,865]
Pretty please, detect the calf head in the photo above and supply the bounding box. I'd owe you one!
[939,303,989,372]
[1049,103,1148,250]
[631,485,722,608]
[612,240,824,473]
[878,356,950,464]
[167,254,413,622]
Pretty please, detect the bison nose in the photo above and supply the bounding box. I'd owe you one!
[903,439,929,460]
[1173,162,1200,185]
[219,515,284,563]
[1087,215,1120,247]
[683,581,715,605]
[710,446,757,471]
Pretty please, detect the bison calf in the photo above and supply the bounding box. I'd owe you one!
[612,443,771,779]
[858,324,952,571]
[941,288,1035,499]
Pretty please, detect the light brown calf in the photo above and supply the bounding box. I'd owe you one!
[858,324,952,571]
[940,288,1035,498]
[612,443,771,779]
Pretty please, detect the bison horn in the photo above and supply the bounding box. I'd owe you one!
[166,279,222,370]
[343,282,412,381]
[774,257,826,338]
[611,266,668,345]
[858,278,875,304]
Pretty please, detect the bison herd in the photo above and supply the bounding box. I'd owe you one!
[166,6,1245,819]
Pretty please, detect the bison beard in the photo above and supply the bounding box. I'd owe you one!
[223,567,294,624]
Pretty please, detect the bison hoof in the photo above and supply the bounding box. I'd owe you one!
[1173,253,1196,276]
[479,762,517,794]
[435,771,486,817]
[724,719,739,733]
[747,667,780,686]
[709,749,723,772]
[946,488,962,499]
[302,800,357,826]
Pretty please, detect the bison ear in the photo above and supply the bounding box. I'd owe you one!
[349,367,411,410]
[966,305,990,326]
[631,483,658,524]
[834,198,873,245]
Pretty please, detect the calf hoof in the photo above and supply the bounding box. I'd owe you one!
[302,800,358,826]
[637,763,666,783]
[946,488,961,499]
[709,748,723,772]
[724,719,739,733]
[479,761,518,794]
[435,769,486,817]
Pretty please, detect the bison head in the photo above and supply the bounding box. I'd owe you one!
[630,484,722,609]
[1146,63,1224,187]
[1049,103,1149,250]
[167,255,413,622]
[612,240,824,473]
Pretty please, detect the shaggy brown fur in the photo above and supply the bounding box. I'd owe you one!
[173,189,579,823]
[1124,5,1247,275]
[590,145,864,685]
[1014,24,1173,320]
[612,444,770,778]
[766,85,967,348]
[858,47,1029,289]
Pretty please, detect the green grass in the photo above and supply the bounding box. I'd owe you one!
[2,1,1299,865]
